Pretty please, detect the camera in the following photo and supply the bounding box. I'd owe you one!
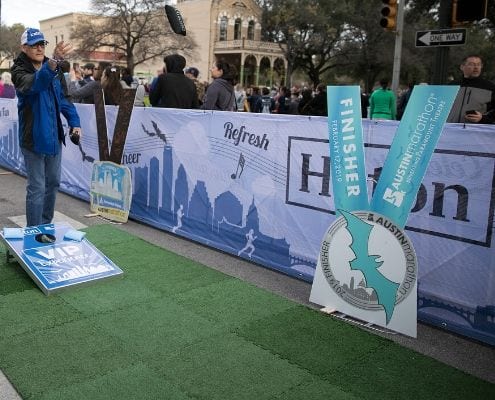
[69,128,80,145]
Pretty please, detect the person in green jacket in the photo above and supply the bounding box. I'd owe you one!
[369,78,396,120]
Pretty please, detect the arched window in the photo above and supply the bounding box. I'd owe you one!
[219,16,228,41]
[247,21,255,40]
[234,18,242,40]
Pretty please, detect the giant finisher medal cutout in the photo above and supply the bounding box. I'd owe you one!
[90,88,135,223]
[309,85,459,337]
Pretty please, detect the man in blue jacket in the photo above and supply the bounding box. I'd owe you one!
[11,28,82,227]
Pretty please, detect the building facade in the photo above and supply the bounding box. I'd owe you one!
[176,0,286,87]
[38,0,286,87]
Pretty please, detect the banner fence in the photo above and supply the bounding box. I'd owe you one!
[1,99,494,345]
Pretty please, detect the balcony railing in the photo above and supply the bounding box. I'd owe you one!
[214,39,286,53]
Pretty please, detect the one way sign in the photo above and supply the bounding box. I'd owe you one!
[415,28,466,47]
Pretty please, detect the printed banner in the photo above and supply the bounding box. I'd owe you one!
[370,86,459,227]
[0,99,494,344]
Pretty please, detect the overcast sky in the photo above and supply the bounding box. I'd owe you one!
[1,0,92,28]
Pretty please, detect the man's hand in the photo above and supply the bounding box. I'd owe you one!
[464,110,482,123]
[69,127,82,145]
[71,127,82,137]
[53,41,73,61]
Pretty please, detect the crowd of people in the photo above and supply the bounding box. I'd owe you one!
[366,55,495,124]
[3,29,494,125]
[39,52,334,116]
[5,52,494,124]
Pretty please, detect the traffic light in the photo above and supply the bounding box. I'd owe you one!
[380,0,398,31]
[452,0,488,27]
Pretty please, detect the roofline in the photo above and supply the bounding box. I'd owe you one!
[40,12,93,23]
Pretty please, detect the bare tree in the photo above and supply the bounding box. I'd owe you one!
[71,0,196,74]
[262,0,351,88]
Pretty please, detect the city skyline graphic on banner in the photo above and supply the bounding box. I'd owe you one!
[128,133,317,279]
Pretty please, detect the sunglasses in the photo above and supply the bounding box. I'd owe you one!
[27,40,49,49]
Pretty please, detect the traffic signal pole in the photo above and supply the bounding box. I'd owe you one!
[391,0,405,95]
[432,0,453,84]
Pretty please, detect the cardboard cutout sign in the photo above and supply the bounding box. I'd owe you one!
[91,89,136,222]
[310,85,459,337]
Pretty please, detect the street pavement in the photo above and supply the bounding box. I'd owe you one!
[1,166,494,398]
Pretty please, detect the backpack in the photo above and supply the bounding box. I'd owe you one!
[261,96,272,113]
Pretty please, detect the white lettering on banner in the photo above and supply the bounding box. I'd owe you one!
[384,93,440,207]
[331,120,342,182]
[339,98,360,197]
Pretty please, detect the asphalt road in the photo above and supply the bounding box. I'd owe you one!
[1,166,494,398]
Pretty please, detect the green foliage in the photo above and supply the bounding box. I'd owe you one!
[262,0,354,87]
[261,0,495,90]
[0,23,26,66]
[336,1,395,93]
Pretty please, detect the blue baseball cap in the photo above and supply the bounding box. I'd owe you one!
[21,28,46,46]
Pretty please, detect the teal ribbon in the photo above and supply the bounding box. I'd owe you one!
[369,85,459,227]
[326,86,369,212]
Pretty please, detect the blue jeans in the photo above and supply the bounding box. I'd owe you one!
[21,145,62,227]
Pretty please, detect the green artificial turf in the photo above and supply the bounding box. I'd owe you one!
[0,224,493,399]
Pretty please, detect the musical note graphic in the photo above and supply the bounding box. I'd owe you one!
[231,153,245,179]
[209,137,286,186]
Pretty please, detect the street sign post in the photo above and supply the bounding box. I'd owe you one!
[415,28,466,47]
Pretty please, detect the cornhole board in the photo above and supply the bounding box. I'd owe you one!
[0,222,123,295]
